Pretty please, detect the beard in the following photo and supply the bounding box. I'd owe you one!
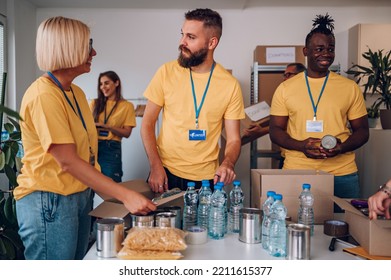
[177,45,208,68]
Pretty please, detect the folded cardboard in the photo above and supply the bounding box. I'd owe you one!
[253,45,305,65]
[251,169,334,224]
[89,179,184,228]
[333,196,391,257]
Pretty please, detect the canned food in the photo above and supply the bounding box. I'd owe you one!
[321,135,337,149]
[155,212,176,228]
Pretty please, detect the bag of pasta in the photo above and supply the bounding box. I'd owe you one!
[122,227,187,251]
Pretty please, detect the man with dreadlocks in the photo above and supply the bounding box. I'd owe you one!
[269,13,369,202]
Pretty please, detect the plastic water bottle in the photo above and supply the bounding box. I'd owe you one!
[208,182,227,239]
[197,180,212,230]
[261,190,276,250]
[269,194,287,257]
[182,182,198,230]
[229,180,244,233]
[298,183,315,236]
[218,182,228,234]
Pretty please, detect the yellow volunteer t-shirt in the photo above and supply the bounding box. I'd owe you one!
[143,60,245,181]
[90,99,136,142]
[270,71,367,176]
[15,77,99,200]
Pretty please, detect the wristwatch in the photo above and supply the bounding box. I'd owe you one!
[379,184,391,198]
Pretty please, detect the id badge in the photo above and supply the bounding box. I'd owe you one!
[99,130,109,137]
[189,129,206,141]
[306,120,323,132]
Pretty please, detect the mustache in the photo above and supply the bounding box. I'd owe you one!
[179,45,191,54]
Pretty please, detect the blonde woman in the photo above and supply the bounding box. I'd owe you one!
[15,16,156,260]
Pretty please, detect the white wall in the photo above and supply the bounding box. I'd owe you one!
[7,4,391,204]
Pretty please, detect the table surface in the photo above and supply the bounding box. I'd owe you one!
[83,224,361,260]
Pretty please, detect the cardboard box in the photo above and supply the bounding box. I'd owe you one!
[333,196,391,257]
[89,179,184,228]
[251,169,334,224]
[253,45,305,65]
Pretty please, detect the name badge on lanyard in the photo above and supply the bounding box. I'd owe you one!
[189,129,206,141]
[99,130,109,137]
[304,71,329,133]
[306,119,323,132]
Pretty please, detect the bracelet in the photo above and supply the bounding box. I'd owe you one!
[379,184,391,198]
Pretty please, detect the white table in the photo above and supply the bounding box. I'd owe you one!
[83,225,361,260]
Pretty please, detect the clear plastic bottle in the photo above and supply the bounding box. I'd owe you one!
[269,194,287,257]
[298,183,315,236]
[197,180,212,230]
[208,182,227,239]
[182,181,198,231]
[218,182,228,234]
[229,180,244,233]
[261,190,276,250]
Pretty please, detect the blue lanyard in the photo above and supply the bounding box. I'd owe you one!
[47,71,88,131]
[189,62,215,129]
[304,71,329,121]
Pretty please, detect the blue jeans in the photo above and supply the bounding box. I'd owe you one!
[334,172,360,212]
[98,140,122,182]
[16,188,92,260]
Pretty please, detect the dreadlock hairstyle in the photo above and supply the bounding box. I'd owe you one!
[305,13,335,47]
[92,71,123,122]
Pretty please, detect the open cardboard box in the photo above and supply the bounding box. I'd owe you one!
[333,196,391,257]
[89,179,184,228]
[251,169,334,224]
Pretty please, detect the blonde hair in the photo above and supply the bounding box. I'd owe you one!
[36,16,90,71]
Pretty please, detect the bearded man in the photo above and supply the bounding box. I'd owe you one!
[141,8,244,192]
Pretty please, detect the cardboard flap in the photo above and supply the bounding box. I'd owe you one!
[332,196,363,216]
[89,201,129,219]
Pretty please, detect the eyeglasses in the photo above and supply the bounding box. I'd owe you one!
[89,38,93,55]
[283,72,298,79]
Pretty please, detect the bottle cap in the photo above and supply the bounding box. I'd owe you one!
[187,181,195,188]
[321,135,337,149]
[302,183,311,190]
[233,180,241,186]
[266,190,276,197]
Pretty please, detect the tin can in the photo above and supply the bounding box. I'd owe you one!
[239,208,262,244]
[321,135,337,149]
[131,213,154,228]
[96,217,124,258]
[155,212,177,227]
[286,223,311,260]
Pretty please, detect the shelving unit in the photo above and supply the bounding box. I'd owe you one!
[250,62,285,169]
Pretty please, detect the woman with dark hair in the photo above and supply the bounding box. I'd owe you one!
[90,71,136,182]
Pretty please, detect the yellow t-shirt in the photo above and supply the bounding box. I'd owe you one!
[143,60,245,181]
[15,77,99,200]
[270,71,367,176]
[89,99,136,142]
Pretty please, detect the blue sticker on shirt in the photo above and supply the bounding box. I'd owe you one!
[189,130,206,141]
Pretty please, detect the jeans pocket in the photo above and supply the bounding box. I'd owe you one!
[42,192,59,222]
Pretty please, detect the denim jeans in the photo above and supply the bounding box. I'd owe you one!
[98,140,122,182]
[334,172,360,212]
[16,188,92,260]
[163,167,214,191]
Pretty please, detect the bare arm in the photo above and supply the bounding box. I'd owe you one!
[48,143,156,215]
[214,119,241,185]
[140,100,166,193]
[322,115,369,157]
[96,123,133,138]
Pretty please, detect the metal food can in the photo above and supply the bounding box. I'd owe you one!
[131,213,155,228]
[321,135,337,149]
[96,217,124,258]
[239,208,262,244]
[155,212,177,228]
[286,223,311,260]
[163,206,182,229]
